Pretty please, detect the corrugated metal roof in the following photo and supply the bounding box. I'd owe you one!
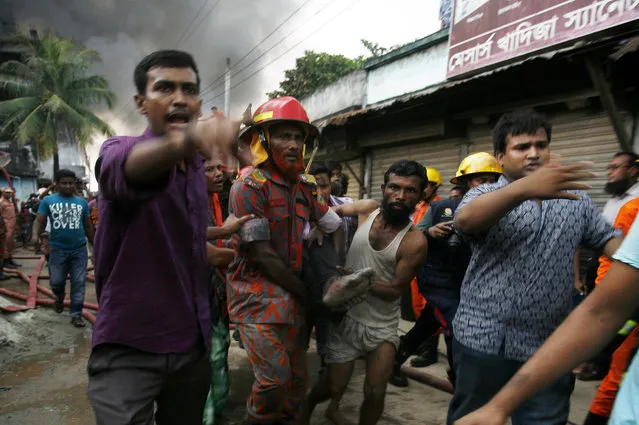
[316,35,625,130]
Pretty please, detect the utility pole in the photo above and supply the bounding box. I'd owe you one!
[224,57,231,116]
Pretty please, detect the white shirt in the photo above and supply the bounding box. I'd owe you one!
[602,182,639,224]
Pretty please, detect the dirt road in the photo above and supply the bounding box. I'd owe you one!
[0,255,597,425]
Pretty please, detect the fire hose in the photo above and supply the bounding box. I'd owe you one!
[0,254,98,324]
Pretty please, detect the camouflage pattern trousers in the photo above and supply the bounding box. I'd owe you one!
[236,323,308,424]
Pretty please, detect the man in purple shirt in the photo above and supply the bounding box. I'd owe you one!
[87,50,241,425]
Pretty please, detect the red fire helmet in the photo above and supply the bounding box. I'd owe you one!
[239,96,319,144]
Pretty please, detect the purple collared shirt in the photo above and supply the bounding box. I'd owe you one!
[92,128,210,354]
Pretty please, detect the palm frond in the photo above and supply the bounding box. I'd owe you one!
[16,105,46,144]
[67,87,116,109]
[0,97,40,118]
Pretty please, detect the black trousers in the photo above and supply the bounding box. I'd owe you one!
[87,343,211,425]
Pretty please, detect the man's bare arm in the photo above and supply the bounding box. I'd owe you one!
[602,236,623,258]
[31,213,46,243]
[456,260,639,425]
[206,243,235,267]
[333,199,378,225]
[248,241,308,306]
[370,230,428,301]
[207,214,255,240]
[83,216,95,245]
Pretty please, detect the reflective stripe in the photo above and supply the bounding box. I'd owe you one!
[239,218,270,243]
[618,320,638,336]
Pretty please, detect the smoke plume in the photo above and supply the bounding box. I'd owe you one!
[9,0,297,136]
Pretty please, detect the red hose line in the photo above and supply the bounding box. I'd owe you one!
[400,365,454,394]
[0,288,96,324]
[27,256,46,308]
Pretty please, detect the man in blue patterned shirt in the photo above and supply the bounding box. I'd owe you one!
[448,109,623,425]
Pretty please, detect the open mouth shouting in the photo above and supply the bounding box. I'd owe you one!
[165,110,192,130]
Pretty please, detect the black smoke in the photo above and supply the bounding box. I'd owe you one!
[9,0,297,133]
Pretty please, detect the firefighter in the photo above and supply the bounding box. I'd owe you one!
[391,152,502,387]
[226,97,342,425]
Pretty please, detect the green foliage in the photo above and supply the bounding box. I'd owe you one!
[267,50,364,99]
[0,31,115,165]
[361,39,388,57]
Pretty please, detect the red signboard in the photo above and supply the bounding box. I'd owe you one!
[447,0,639,78]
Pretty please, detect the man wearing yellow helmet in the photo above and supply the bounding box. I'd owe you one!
[390,153,502,388]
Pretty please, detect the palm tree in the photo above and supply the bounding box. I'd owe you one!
[0,31,116,173]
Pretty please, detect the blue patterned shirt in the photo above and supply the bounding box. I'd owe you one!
[454,176,620,361]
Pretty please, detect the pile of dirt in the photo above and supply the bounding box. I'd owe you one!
[0,299,80,368]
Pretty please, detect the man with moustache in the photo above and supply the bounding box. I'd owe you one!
[226,96,343,425]
[447,110,622,425]
[88,50,241,425]
[602,152,639,224]
[314,160,428,425]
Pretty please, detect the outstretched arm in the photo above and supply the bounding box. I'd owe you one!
[370,230,427,301]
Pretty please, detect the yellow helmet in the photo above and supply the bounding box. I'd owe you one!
[451,152,502,184]
[425,168,442,185]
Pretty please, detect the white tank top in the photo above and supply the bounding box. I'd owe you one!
[346,209,413,328]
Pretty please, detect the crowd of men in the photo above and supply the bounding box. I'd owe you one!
[16,48,637,425]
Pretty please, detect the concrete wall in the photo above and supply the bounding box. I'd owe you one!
[366,41,448,105]
[300,70,367,121]
[40,141,86,179]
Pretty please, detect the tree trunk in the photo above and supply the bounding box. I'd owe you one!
[53,149,60,176]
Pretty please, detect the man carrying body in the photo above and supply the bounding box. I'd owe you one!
[447,109,621,425]
[390,152,502,387]
[32,169,94,327]
[308,160,428,425]
[227,96,342,425]
[88,50,241,425]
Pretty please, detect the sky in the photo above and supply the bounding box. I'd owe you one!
[10,0,441,187]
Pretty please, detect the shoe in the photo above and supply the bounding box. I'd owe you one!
[6,258,21,268]
[70,317,86,328]
[3,260,18,269]
[233,329,244,349]
[410,349,438,368]
[54,297,64,314]
[389,366,409,387]
[0,271,9,281]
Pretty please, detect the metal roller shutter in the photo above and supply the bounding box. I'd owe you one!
[370,139,463,201]
[550,111,620,209]
[469,124,494,155]
[343,158,362,200]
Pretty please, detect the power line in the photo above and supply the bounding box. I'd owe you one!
[177,0,222,48]
[198,0,315,95]
[200,0,340,98]
[204,0,363,104]
[175,0,211,48]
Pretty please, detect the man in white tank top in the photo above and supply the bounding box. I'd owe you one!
[304,160,428,425]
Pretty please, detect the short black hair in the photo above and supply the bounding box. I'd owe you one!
[384,160,428,191]
[308,162,330,177]
[613,151,639,166]
[325,160,342,173]
[493,109,552,154]
[134,50,200,95]
[55,169,76,182]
